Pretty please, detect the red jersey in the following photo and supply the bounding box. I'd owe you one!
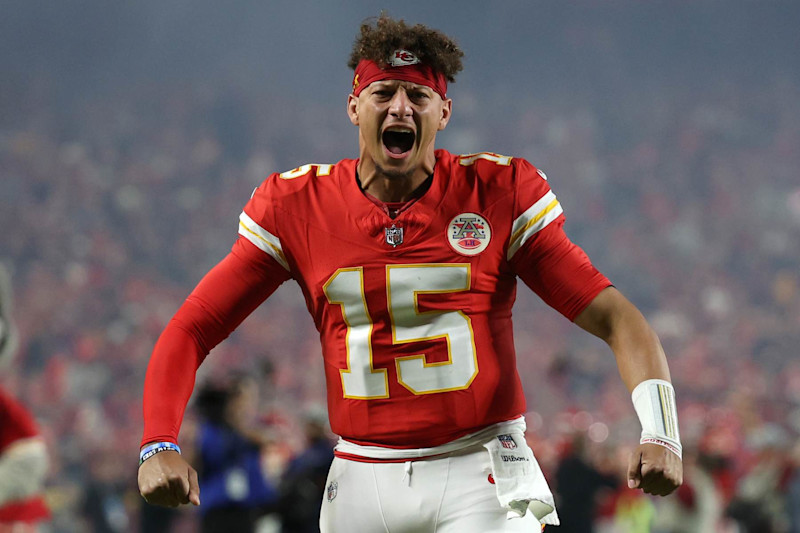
[0,387,49,525]
[0,387,39,453]
[236,150,610,447]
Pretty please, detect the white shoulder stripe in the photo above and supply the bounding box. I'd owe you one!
[238,212,290,271]
[507,191,563,260]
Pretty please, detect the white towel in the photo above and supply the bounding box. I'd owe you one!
[482,432,560,525]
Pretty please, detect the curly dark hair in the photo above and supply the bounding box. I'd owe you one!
[348,13,464,83]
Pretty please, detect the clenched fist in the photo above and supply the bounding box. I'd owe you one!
[627,442,683,496]
[138,450,200,507]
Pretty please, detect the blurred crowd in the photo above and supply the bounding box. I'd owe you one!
[2,5,800,532]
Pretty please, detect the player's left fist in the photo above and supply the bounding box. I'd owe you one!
[627,442,682,496]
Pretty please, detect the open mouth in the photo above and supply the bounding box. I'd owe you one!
[382,128,415,156]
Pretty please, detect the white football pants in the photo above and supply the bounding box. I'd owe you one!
[319,443,543,533]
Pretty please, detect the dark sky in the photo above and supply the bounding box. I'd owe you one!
[2,0,798,106]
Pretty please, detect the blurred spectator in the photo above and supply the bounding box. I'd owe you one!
[276,409,334,533]
[553,432,618,532]
[138,503,178,533]
[195,374,278,533]
[80,449,129,533]
[0,386,50,532]
[725,424,793,533]
[0,267,49,533]
[0,265,19,369]
[788,442,800,533]
[598,489,655,533]
[651,449,727,533]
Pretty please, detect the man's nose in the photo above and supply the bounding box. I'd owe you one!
[388,90,412,118]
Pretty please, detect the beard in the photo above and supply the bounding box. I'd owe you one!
[374,162,415,180]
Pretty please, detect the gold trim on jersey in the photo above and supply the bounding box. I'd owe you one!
[324,267,390,400]
[507,191,563,260]
[238,212,290,271]
[279,164,332,180]
[458,152,513,167]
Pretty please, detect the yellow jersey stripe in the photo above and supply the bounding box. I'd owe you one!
[510,198,560,245]
[507,192,563,260]
[238,213,290,271]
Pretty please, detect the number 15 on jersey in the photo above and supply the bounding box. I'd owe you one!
[323,264,478,399]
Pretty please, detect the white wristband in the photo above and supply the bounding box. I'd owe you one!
[631,379,682,458]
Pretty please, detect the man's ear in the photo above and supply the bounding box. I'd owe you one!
[347,94,359,126]
[438,98,452,131]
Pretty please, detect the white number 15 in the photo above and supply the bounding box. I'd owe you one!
[323,264,478,399]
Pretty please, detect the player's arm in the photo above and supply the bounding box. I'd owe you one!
[574,287,683,496]
[138,238,288,507]
[510,161,682,495]
[516,229,684,496]
[573,287,669,392]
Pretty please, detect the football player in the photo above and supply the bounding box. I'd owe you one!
[138,14,682,532]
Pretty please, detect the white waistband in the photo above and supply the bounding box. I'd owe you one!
[335,416,527,460]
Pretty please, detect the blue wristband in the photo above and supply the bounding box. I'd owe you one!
[139,442,181,465]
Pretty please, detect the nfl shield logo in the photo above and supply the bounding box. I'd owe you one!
[498,434,517,449]
[385,225,404,247]
[327,481,338,502]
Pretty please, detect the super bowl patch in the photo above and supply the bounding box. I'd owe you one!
[447,213,491,256]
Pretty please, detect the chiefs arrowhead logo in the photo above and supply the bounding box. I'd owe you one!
[390,49,420,67]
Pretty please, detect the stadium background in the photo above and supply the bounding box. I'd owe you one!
[1,1,799,531]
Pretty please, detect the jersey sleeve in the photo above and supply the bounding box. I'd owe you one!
[508,159,611,321]
[238,176,291,272]
[141,236,290,446]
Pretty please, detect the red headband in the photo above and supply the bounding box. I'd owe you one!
[352,50,448,100]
